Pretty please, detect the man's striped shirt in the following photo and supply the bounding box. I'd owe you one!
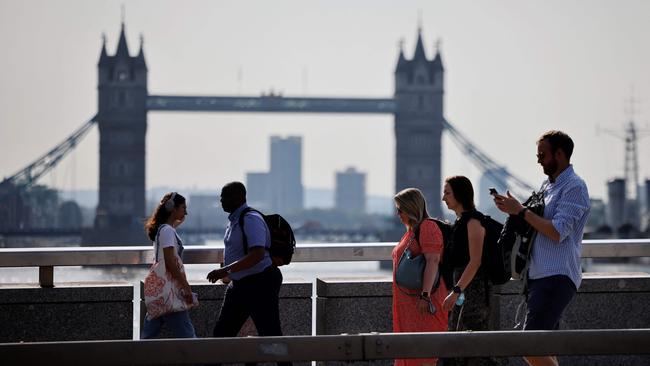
[528,165,590,289]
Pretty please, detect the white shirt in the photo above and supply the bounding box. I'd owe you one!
[155,224,180,261]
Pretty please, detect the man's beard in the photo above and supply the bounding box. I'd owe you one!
[543,158,558,178]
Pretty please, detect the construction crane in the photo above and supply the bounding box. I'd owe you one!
[443,119,535,197]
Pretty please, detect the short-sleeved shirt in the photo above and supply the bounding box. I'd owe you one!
[223,203,272,280]
[528,165,590,289]
[155,224,183,261]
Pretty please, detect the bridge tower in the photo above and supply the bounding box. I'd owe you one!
[394,29,444,217]
[83,22,148,245]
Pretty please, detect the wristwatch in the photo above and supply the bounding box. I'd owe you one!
[452,285,462,294]
[420,291,429,300]
[518,207,528,219]
[224,267,232,275]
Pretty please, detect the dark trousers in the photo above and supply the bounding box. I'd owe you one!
[212,265,291,366]
[524,274,576,330]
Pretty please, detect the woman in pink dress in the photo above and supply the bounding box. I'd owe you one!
[392,188,449,366]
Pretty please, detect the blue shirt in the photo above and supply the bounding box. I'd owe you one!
[223,203,272,280]
[528,165,590,289]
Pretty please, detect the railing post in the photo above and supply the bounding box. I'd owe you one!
[39,265,54,287]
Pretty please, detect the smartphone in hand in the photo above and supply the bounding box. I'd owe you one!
[489,187,499,196]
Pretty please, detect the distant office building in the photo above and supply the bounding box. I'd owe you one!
[245,136,304,214]
[478,167,508,220]
[186,195,226,230]
[607,178,626,230]
[246,172,272,211]
[645,179,650,231]
[270,136,303,213]
[645,179,650,212]
[586,198,606,231]
[335,167,366,214]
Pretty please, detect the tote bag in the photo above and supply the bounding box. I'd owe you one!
[143,225,198,319]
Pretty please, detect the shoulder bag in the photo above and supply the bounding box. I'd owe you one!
[143,225,198,319]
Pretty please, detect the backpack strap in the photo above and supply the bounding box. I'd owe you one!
[413,218,443,289]
[238,207,253,254]
[466,210,494,305]
[412,222,423,249]
[237,207,267,255]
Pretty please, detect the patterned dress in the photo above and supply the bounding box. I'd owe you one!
[392,219,449,366]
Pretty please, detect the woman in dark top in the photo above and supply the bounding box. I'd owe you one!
[441,176,496,366]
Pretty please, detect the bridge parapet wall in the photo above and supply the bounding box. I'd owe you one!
[0,282,133,342]
[2,274,650,364]
[316,273,650,365]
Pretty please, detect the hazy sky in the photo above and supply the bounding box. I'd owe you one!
[1,0,649,202]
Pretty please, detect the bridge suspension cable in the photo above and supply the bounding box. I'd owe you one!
[1,115,97,190]
[443,119,535,195]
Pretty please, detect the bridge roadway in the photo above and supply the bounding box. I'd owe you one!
[147,95,397,114]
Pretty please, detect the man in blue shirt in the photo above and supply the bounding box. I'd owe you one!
[494,131,590,366]
[207,181,290,366]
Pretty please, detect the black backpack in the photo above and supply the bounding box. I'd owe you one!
[238,207,296,266]
[447,211,509,285]
[477,214,509,285]
[414,218,454,290]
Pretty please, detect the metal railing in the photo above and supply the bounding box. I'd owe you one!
[1,239,649,287]
[2,329,650,365]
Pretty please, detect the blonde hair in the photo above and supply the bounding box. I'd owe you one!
[394,188,430,227]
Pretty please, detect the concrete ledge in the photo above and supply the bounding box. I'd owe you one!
[0,282,133,342]
[316,277,392,298]
[316,277,392,337]
[495,272,650,294]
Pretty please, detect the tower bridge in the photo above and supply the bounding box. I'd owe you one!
[1,22,533,244]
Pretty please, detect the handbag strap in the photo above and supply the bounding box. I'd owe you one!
[402,225,422,258]
[153,224,171,262]
[397,234,425,298]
